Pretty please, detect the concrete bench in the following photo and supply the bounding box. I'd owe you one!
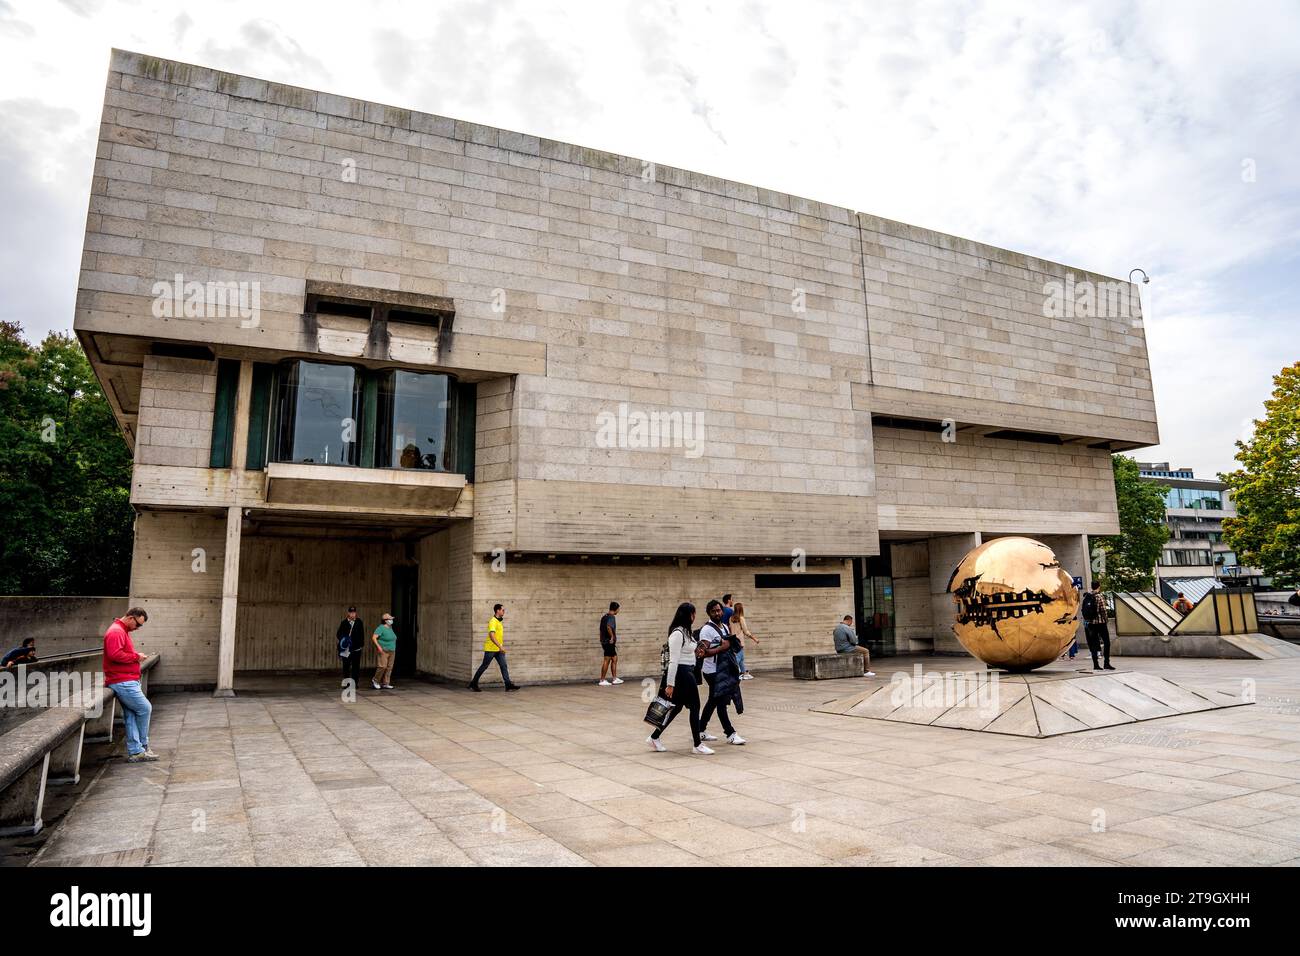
[793,653,865,680]
[0,654,160,836]
[0,707,85,836]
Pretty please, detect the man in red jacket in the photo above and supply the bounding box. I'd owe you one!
[104,608,156,762]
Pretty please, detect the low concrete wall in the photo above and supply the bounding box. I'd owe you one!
[1112,632,1255,659]
[0,597,122,659]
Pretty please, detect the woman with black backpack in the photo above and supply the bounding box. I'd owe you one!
[647,602,713,754]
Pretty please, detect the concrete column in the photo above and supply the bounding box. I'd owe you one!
[231,360,253,472]
[929,532,981,655]
[889,541,933,653]
[214,505,242,698]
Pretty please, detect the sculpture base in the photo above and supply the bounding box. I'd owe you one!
[812,668,1248,738]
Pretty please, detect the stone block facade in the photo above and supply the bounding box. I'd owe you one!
[73,52,1159,686]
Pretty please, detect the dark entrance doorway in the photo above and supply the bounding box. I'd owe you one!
[853,552,895,658]
[391,565,418,678]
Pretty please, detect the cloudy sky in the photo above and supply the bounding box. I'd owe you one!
[1,0,1296,477]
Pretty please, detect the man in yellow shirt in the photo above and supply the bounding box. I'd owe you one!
[470,603,520,692]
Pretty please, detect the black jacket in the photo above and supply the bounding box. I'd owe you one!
[709,644,745,715]
[337,617,365,651]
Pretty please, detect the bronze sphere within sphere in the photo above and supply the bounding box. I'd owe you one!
[946,536,1080,672]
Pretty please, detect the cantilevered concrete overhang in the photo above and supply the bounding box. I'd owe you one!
[264,463,466,512]
[855,384,1159,451]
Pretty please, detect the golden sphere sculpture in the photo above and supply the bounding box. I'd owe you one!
[946,536,1080,672]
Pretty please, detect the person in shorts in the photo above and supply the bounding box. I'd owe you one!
[598,601,623,685]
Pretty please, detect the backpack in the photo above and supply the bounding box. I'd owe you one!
[1081,592,1097,623]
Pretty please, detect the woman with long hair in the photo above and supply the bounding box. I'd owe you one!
[729,601,760,680]
[647,602,713,754]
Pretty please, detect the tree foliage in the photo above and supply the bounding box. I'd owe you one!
[0,323,133,595]
[1221,361,1300,589]
[1093,454,1169,591]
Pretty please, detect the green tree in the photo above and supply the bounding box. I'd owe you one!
[1221,361,1300,588]
[0,323,134,595]
[1093,454,1169,591]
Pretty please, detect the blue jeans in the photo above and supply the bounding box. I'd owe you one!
[472,651,512,686]
[110,680,152,756]
[736,649,747,673]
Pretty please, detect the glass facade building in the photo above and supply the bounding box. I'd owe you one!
[1162,487,1223,510]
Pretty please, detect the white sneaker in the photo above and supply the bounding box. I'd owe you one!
[692,744,715,755]
[372,680,381,690]
[864,671,877,677]
[382,684,394,689]
[598,679,611,686]
[739,673,754,680]
[728,733,746,745]
[700,732,718,741]
[611,677,624,684]
[647,736,666,752]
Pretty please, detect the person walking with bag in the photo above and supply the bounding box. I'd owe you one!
[647,602,712,754]
[698,599,746,745]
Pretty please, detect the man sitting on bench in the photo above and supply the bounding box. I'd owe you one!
[833,615,876,677]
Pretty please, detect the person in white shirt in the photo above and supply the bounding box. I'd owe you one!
[698,599,746,746]
[647,602,713,754]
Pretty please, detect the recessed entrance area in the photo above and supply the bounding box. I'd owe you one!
[226,512,460,684]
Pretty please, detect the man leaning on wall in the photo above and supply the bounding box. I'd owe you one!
[104,607,157,763]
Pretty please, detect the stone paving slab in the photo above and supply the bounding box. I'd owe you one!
[22,655,1300,866]
[816,667,1252,738]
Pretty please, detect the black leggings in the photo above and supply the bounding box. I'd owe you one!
[652,665,701,746]
[700,671,735,736]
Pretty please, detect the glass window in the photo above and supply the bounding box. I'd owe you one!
[272,361,361,466]
[1164,487,1224,510]
[376,370,453,471]
[1160,549,1212,567]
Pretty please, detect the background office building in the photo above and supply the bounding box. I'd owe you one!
[75,52,1159,690]
[1138,462,1267,602]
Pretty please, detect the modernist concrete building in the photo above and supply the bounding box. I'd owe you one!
[74,51,1159,691]
[1137,462,1266,600]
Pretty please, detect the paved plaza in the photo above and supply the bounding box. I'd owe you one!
[30,656,1300,867]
